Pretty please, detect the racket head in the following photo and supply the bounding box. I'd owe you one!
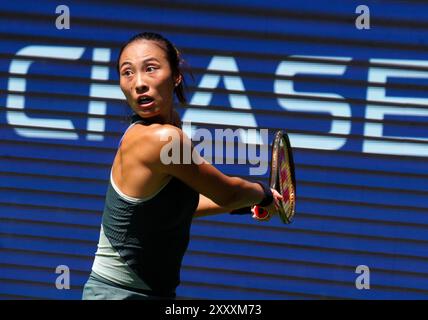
[269,130,296,224]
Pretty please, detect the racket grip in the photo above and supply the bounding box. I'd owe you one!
[229,207,252,215]
[252,205,270,220]
[229,206,270,220]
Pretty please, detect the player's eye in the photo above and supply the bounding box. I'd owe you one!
[121,69,133,77]
[146,66,157,72]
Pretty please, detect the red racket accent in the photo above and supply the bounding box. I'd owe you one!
[252,206,270,220]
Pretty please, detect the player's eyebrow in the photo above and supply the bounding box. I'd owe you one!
[141,57,160,64]
[119,61,131,69]
[120,58,160,70]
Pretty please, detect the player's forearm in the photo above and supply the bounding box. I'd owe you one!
[194,194,233,218]
[225,177,265,210]
[193,177,266,219]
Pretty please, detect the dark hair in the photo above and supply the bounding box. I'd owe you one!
[116,32,190,105]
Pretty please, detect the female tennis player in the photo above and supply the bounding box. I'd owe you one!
[82,32,282,300]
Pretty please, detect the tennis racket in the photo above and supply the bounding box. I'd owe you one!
[259,130,296,223]
[237,130,296,224]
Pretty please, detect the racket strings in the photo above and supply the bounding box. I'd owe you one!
[277,137,295,223]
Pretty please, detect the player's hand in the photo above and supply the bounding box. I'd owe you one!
[251,189,283,222]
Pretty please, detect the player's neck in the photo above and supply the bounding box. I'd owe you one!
[131,111,172,126]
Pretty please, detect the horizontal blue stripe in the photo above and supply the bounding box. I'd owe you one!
[187,237,428,274]
[0,250,92,271]
[0,189,104,211]
[0,221,99,242]
[183,253,428,293]
[0,205,101,226]
[179,268,428,299]
[0,281,81,300]
[190,223,428,258]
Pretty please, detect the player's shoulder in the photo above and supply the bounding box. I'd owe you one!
[133,123,186,148]
[141,123,183,138]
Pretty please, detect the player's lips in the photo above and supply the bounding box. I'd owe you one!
[136,95,155,107]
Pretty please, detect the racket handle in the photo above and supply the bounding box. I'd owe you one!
[229,207,252,215]
[252,206,270,220]
[230,206,270,220]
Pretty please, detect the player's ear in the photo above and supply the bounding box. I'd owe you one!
[174,73,182,87]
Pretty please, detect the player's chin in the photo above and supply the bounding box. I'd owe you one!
[135,105,161,118]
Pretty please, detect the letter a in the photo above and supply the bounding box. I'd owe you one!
[55,265,70,289]
[56,5,70,30]
[355,5,370,30]
[355,265,370,290]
